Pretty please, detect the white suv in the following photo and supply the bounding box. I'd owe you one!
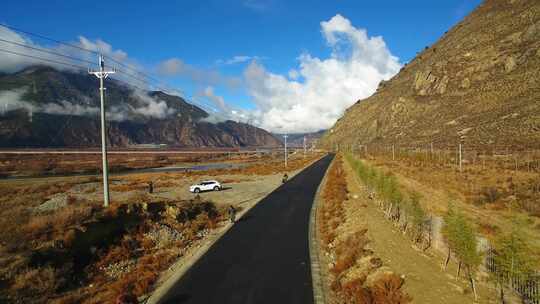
[189,180,222,193]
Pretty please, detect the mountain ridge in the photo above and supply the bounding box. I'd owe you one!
[0,66,282,148]
[320,0,540,150]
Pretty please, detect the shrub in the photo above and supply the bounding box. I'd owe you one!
[480,187,501,204]
[332,230,369,276]
[25,204,94,238]
[13,266,63,297]
[371,273,411,304]
[407,192,426,242]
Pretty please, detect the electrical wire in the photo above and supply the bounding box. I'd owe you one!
[0,23,191,101]
[0,23,98,55]
[0,24,226,118]
[0,48,88,70]
[0,37,97,66]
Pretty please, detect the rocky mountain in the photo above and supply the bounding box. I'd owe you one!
[320,0,540,149]
[0,66,281,148]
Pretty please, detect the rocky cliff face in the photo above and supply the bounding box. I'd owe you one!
[321,0,540,149]
[0,66,281,148]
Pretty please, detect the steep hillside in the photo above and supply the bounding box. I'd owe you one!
[321,0,540,149]
[0,66,281,148]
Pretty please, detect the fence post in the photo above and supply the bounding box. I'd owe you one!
[459,143,463,173]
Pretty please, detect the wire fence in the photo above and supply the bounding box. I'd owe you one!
[486,248,540,304]
[336,143,540,173]
[347,152,539,303]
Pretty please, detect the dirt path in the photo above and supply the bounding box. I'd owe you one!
[342,159,497,304]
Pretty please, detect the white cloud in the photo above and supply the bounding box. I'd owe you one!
[202,86,228,112]
[0,88,36,113]
[0,87,177,121]
[0,26,139,75]
[196,86,238,123]
[196,86,262,125]
[242,14,401,133]
[130,90,177,119]
[216,55,264,65]
[288,69,300,80]
[157,57,242,89]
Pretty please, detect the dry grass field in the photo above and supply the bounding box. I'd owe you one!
[0,150,274,178]
[0,152,322,303]
[364,153,540,255]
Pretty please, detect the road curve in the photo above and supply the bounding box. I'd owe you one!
[160,154,333,304]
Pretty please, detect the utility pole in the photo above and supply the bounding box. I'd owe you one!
[303,136,307,158]
[283,134,288,167]
[89,54,115,207]
[458,143,463,173]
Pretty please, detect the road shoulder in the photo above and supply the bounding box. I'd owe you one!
[309,154,331,304]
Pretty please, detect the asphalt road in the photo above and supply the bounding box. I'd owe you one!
[161,154,333,304]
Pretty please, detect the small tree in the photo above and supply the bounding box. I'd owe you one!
[409,192,426,244]
[491,217,535,303]
[442,203,458,270]
[442,203,482,300]
[453,213,482,301]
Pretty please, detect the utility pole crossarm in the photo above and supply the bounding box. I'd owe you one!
[89,54,115,208]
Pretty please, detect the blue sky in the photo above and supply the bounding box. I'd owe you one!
[0,0,481,132]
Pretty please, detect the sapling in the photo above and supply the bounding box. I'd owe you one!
[491,216,534,303]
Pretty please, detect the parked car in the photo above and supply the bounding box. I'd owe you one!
[189,180,222,193]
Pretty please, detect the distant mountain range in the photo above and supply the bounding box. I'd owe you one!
[0,66,281,148]
[273,130,325,147]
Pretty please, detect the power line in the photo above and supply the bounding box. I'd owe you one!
[0,48,88,70]
[111,68,149,88]
[0,23,185,100]
[0,23,97,55]
[0,24,220,117]
[0,37,97,66]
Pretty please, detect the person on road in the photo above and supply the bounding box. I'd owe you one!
[228,205,236,223]
[282,173,288,184]
[148,181,154,194]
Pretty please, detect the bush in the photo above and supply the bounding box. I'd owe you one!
[407,192,427,242]
[13,266,63,297]
[371,273,411,304]
[332,230,369,276]
[480,187,501,204]
[25,204,94,238]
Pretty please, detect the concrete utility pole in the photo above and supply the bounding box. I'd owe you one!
[283,134,288,167]
[89,54,115,207]
[458,143,463,173]
[303,136,307,158]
